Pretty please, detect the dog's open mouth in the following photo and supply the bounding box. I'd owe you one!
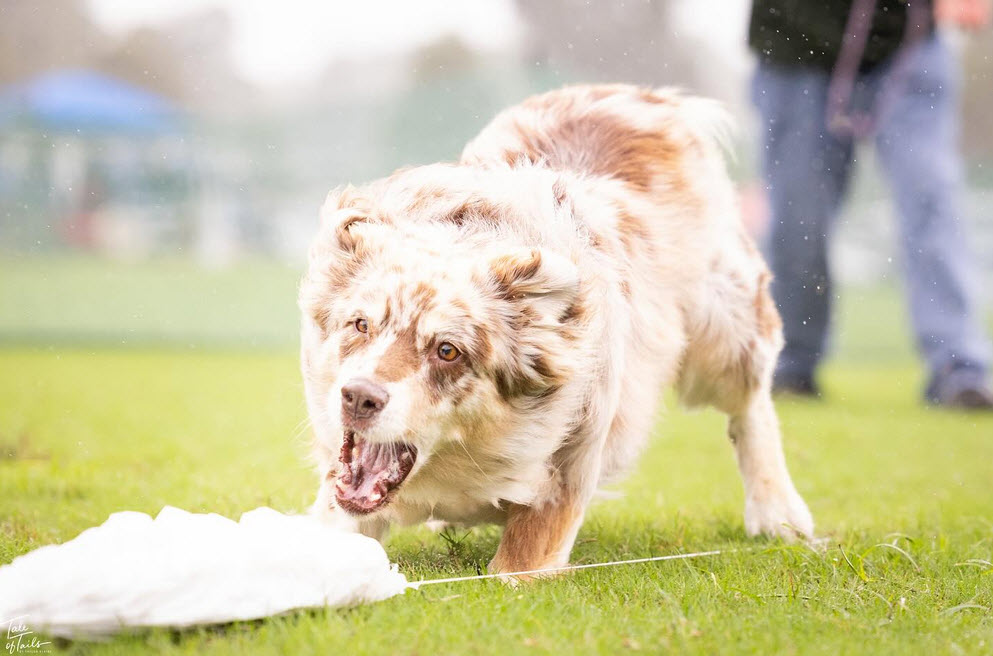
[335,430,417,514]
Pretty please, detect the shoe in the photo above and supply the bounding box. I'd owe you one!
[925,363,993,411]
[772,371,822,398]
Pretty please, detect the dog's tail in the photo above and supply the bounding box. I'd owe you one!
[460,84,734,194]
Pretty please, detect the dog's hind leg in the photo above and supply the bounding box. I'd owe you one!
[728,388,813,540]
[729,278,813,540]
[725,301,814,540]
[679,266,813,540]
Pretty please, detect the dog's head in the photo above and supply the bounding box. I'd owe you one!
[300,169,582,516]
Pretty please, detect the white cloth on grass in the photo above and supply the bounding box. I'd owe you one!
[0,506,408,638]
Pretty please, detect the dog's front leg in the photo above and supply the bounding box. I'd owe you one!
[489,489,585,581]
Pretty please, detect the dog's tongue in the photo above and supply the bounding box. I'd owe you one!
[336,436,416,514]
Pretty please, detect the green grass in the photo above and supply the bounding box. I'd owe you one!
[1,257,992,654]
[0,255,301,348]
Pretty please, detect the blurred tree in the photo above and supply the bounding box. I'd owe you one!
[389,36,507,166]
[98,10,254,112]
[512,0,702,87]
[0,0,102,82]
[0,2,251,112]
[410,34,481,82]
[97,27,190,105]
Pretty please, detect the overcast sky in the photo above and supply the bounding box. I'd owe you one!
[86,0,524,87]
[85,0,750,90]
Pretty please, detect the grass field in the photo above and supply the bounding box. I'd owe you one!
[1,257,992,654]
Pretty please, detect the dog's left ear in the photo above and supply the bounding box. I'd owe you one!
[488,248,579,322]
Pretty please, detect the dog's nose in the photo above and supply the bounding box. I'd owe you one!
[341,379,390,420]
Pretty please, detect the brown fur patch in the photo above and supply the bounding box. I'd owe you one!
[374,325,420,382]
[754,272,782,340]
[407,186,449,213]
[426,356,470,404]
[559,300,585,323]
[334,212,369,252]
[494,369,547,402]
[493,369,530,401]
[312,307,332,338]
[493,351,563,402]
[490,250,542,297]
[637,88,670,104]
[381,297,393,326]
[443,203,472,227]
[409,281,438,310]
[585,86,620,102]
[332,186,373,214]
[500,110,686,195]
[471,324,493,362]
[616,209,652,257]
[489,491,582,577]
[440,197,505,227]
[529,353,556,382]
[728,270,750,295]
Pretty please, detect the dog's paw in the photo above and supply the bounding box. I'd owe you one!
[488,555,569,586]
[488,566,565,587]
[743,487,814,541]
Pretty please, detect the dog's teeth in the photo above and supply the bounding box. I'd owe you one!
[369,491,382,502]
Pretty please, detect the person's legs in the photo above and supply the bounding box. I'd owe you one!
[873,35,993,406]
[752,64,856,391]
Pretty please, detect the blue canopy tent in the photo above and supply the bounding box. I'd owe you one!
[0,70,184,135]
[0,71,193,253]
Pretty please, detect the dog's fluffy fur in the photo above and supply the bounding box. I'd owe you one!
[300,84,813,575]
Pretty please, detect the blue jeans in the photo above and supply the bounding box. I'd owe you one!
[752,34,992,387]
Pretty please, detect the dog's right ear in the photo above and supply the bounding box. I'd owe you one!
[302,188,386,337]
[317,186,389,256]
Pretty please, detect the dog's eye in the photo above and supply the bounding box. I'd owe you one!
[354,318,369,334]
[437,342,460,362]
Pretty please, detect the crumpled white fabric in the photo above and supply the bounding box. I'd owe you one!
[0,506,409,638]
